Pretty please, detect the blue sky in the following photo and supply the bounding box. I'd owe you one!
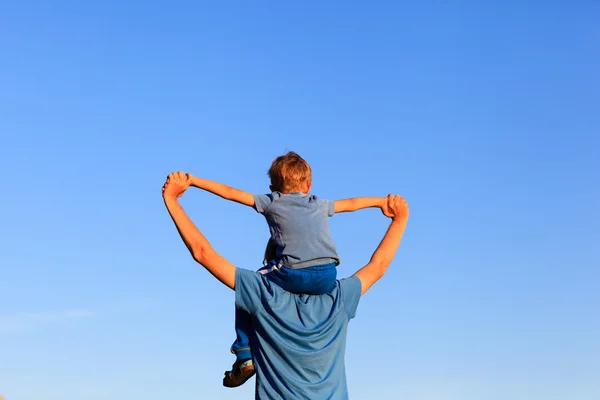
[1,1,598,399]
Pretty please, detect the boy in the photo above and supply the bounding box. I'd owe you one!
[187,151,392,387]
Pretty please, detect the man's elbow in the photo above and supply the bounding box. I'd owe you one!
[190,244,214,265]
[371,260,389,280]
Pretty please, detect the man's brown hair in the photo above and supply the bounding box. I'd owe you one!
[268,151,312,193]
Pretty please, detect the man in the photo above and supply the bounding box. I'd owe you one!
[162,171,410,399]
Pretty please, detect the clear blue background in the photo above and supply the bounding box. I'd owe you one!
[1,1,598,399]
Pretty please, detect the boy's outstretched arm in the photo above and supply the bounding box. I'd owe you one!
[189,175,255,207]
[334,197,392,216]
[162,173,254,207]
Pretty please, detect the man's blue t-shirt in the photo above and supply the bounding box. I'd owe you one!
[254,192,340,269]
[235,268,362,400]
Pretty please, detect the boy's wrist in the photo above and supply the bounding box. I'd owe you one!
[189,176,200,187]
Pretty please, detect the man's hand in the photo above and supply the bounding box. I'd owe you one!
[162,171,192,200]
[387,194,409,221]
[380,197,394,218]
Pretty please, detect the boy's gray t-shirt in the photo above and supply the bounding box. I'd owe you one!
[235,267,362,400]
[254,192,340,269]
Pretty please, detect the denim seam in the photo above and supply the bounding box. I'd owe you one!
[231,347,251,353]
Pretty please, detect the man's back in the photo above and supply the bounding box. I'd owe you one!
[235,268,362,399]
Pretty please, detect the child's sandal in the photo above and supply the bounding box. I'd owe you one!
[223,358,255,388]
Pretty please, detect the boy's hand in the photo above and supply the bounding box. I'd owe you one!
[380,197,395,218]
[162,171,192,199]
[387,194,409,221]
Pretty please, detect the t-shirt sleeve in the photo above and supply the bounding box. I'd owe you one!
[253,193,274,214]
[317,198,335,217]
[235,268,264,315]
[339,276,362,320]
[326,199,335,217]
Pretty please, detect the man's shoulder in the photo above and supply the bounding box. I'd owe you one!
[235,268,265,296]
[235,268,270,314]
[236,268,263,288]
[335,276,362,319]
[336,276,362,295]
[236,268,288,298]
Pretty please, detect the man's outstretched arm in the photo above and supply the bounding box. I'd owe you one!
[353,194,409,295]
[163,171,237,290]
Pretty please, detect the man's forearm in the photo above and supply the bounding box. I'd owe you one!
[353,194,409,295]
[369,216,408,270]
[163,195,236,289]
[190,176,254,206]
[164,195,213,260]
[353,215,408,295]
[334,197,386,213]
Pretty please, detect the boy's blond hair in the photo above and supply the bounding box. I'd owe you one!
[268,151,312,193]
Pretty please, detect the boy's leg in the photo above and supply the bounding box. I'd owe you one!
[268,262,338,294]
[224,307,255,388]
[230,307,253,361]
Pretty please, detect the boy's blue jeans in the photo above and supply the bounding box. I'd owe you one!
[231,262,337,361]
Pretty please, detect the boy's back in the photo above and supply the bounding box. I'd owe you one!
[254,191,339,269]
